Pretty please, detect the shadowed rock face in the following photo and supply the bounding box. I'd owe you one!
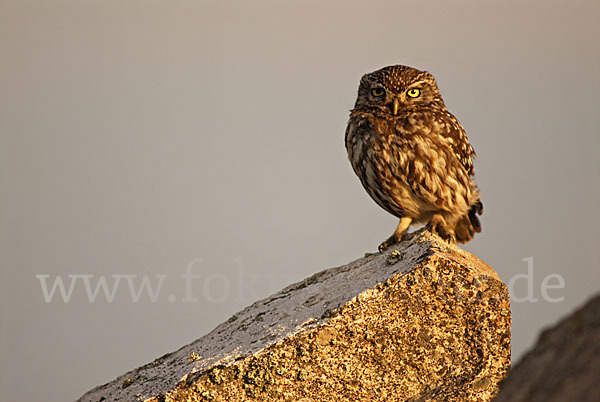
[78,229,510,402]
[495,293,600,402]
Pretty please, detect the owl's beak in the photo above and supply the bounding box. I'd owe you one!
[392,98,400,115]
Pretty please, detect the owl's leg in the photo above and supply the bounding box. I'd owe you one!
[427,213,456,244]
[378,217,413,252]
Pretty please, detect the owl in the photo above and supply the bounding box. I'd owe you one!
[345,65,483,251]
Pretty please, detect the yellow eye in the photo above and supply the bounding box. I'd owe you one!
[371,87,385,97]
[407,88,421,98]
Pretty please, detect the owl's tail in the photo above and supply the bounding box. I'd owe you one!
[454,200,483,243]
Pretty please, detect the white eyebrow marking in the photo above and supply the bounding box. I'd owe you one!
[407,80,428,88]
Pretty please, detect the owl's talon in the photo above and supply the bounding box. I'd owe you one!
[426,215,456,244]
[378,217,412,252]
[438,231,456,244]
[378,241,390,253]
[378,234,401,253]
[378,241,392,253]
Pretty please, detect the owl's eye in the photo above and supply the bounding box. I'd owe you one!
[371,87,385,97]
[406,88,421,98]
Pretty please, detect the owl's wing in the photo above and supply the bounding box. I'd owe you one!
[438,111,475,176]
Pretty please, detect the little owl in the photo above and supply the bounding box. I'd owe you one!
[345,65,483,251]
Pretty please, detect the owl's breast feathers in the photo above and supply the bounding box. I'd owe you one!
[345,109,479,221]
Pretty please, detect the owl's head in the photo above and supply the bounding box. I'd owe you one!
[354,65,444,114]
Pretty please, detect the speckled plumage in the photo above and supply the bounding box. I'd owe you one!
[345,65,482,250]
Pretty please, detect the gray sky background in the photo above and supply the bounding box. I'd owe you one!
[1,1,599,401]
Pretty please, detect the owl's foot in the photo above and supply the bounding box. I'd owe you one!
[427,214,456,244]
[378,217,413,253]
[378,235,401,253]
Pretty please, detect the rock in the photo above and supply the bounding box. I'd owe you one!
[77,229,510,402]
[494,293,600,402]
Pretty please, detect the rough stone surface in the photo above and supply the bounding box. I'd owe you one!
[495,293,600,402]
[78,229,510,402]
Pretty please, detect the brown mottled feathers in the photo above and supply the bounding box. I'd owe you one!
[345,65,482,246]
